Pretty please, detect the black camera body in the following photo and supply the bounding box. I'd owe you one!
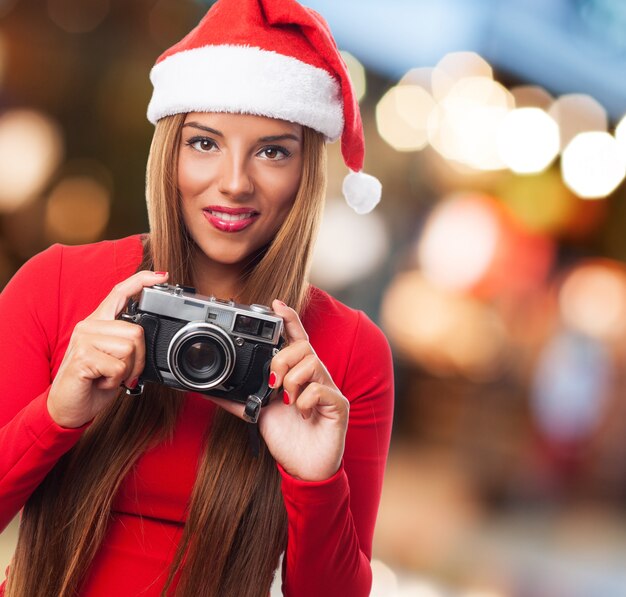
[120,283,283,423]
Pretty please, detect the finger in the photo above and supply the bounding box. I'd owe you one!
[74,322,146,386]
[294,383,349,421]
[76,319,146,341]
[281,354,329,404]
[80,336,138,385]
[88,270,168,321]
[269,339,315,389]
[271,299,308,344]
[77,345,132,389]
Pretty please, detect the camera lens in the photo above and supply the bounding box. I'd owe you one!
[178,339,225,383]
[168,323,235,390]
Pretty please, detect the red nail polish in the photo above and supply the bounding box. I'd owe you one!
[268,371,277,388]
[277,300,286,307]
[154,271,167,276]
[129,378,138,389]
[283,390,290,405]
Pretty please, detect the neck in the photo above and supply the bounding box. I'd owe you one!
[190,247,246,300]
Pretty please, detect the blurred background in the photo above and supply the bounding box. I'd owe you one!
[1,0,626,595]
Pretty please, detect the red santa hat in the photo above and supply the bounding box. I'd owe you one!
[147,0,381,214]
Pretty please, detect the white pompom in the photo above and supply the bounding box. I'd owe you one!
[342,170,382,214]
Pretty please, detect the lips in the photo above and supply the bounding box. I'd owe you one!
[202,205,260,233]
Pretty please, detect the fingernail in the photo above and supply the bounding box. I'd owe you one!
[268,371,277,388]
[128,378,138,389]
[283,390,290,405]
[276,300,286,307]
[154,271,167,276]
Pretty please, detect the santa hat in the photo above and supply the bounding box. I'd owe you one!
[147,0,381,214]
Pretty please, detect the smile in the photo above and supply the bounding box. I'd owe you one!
[202,207,260,233]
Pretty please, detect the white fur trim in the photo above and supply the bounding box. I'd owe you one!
[147,45,344,141]
[342,170,382,214]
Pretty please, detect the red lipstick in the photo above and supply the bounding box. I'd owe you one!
[202,205,260,233]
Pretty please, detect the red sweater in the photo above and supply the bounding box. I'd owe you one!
[0,235,394,596]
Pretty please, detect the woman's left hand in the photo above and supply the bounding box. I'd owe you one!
[207,300,349,482]
[258,300,349,482]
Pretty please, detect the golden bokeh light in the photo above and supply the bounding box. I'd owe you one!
[376,85,436,151]
[561,132,626,199]
[496,108,560,174]
[340,51,366,103]
[399,67,435,93]
[381,270,507,380]
[559,261,626,340]
[428,77,513,170]
[548,94,608,151]
[496,169,576,235]
[45,176,111,244]
[510,85,554,110]
[431,52,493,102]
[0,110,64,213]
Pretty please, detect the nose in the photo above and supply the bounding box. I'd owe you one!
[217,151,254,199]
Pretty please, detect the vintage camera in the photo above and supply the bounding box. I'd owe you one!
[120,283,283,423]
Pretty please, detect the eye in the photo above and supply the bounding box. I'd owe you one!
[258,146,290,160]
[186,136,217,153]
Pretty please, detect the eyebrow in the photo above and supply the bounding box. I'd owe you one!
[182,122,301,143]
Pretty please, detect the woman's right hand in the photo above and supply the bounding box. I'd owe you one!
[47,270,168,428]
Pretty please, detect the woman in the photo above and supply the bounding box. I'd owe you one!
[0,1,393,596]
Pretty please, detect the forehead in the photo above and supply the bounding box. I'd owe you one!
[183,112,302,137]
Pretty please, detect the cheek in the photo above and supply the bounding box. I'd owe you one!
[270,165,302,215]
[178,155,213,198]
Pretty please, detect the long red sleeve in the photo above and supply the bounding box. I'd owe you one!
[0,245,87,532]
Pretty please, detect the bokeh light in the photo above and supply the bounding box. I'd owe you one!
[44,176,111,243]
[510,85,554,110]
[559,261,626,340]
[417,193,554,298]
[496,169,575,235]
[496,108,560,174]
[369,559,399,597]
[310,198,389,291]
[427,77,513,170]
[376,85,436,151]
[381,270,508,380]
[340,51,366,103]
[561,132,626,199]
[462,591,507,597]
[399,67,435,93]
[0,110,64,212]
[398,579,443,597]
[548,94,608,151]
[418,194,500,293]
[431,52,493,102]
[47,0,110,34]
[532,331,612,443]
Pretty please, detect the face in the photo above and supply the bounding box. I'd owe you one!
[177,112,303,275]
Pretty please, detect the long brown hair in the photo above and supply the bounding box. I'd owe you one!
[6,115,327,597]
